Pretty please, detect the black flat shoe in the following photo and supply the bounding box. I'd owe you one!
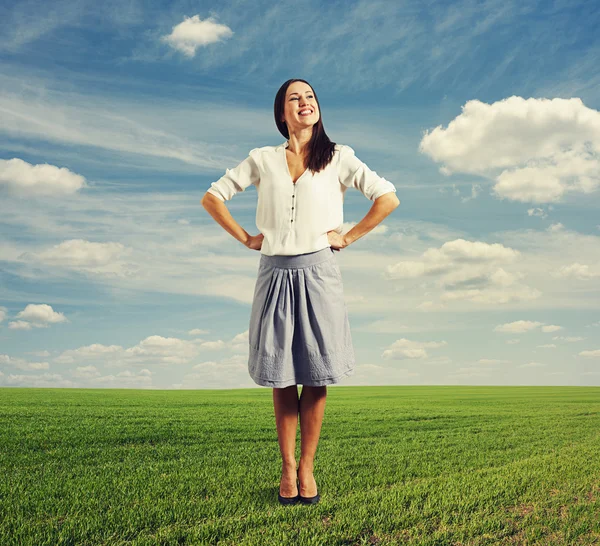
[278,492,300,505]
[298,477,320,505]
[299,491,320,504]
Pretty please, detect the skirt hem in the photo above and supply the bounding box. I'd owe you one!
[249,366,355,388]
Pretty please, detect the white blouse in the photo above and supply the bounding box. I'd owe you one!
[206,141,398,256]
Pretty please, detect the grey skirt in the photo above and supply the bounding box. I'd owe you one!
[248,246,355,388]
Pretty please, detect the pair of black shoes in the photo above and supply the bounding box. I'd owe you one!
[278,479,320,505]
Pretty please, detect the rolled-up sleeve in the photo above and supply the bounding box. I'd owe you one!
[338,145,397,202]
[206,148,261,202]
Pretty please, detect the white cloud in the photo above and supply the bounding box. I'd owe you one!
[382,338,447,360]
[494,320,544,333]
[478,358,511,364]
[425,239,520,263]
[9,304,68,330]
[579,349,600,358]
[3,372,76,388]
[420,96,600,204]
[53,343,123,365]
[8,320,32,330]
[527,207,548,218]
[385,238,534,305]
[87,369,154,388]
[52,330,249,371]
[0,307,7,323]
[161,15,233,57]
[387,240,518,276]
[71,365,101,379]
[440,285,540,305]
[21,239,135,278]
[541,325,563,333]
[460,183,482,203]
[552,336,585,342]
[519,361,546,368]
[0,158,86,197]
[0,354,49,370]
[189,328,210,336]
[553,262,600,280]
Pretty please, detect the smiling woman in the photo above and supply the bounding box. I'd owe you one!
[201,78,400,506]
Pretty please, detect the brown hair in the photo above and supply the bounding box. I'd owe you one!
[274,78,337,174]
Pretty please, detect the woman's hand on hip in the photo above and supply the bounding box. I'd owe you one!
[245,233,264,251]
[327,230,348,251]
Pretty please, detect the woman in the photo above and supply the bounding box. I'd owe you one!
[201,78,400,506]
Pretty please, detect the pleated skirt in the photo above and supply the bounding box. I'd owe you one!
[248,246,356,388]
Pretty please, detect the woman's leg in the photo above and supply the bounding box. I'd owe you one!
[298,385,327,497]
[273,385,300,497]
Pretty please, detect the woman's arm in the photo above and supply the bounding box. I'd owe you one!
[201,192,252,247]
[342,191,400,247]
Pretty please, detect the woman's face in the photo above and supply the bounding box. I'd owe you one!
[282,81,320,132]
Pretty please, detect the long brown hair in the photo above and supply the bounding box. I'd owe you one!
[274,79,337,174]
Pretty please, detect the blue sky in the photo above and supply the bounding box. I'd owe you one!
[1,0,599,389]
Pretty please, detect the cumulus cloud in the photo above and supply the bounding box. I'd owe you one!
[53,343,123,364]
[2,372,76,388]
[189,328,210,336]
[161,15,233,57]
[8,304,67,330]
[386,239,520,279]
[385,238,538,305]
[0,158,86,196]
[8,320,32,330]
[20,239,136,277]
[87,369,153,387]
[52,330,248,370]
[494,320,544,333]
[382,338,447,360]
[0,354,50,370]
[495,321,568,335]
[71,365,102,379]
[553,262,600,280]
[579,349,600,358]
[519,361,546,368]
[420,96,600,204]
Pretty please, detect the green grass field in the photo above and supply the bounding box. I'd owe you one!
[1,386,599,545]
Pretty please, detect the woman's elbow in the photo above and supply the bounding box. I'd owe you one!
[201,192,224,209]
